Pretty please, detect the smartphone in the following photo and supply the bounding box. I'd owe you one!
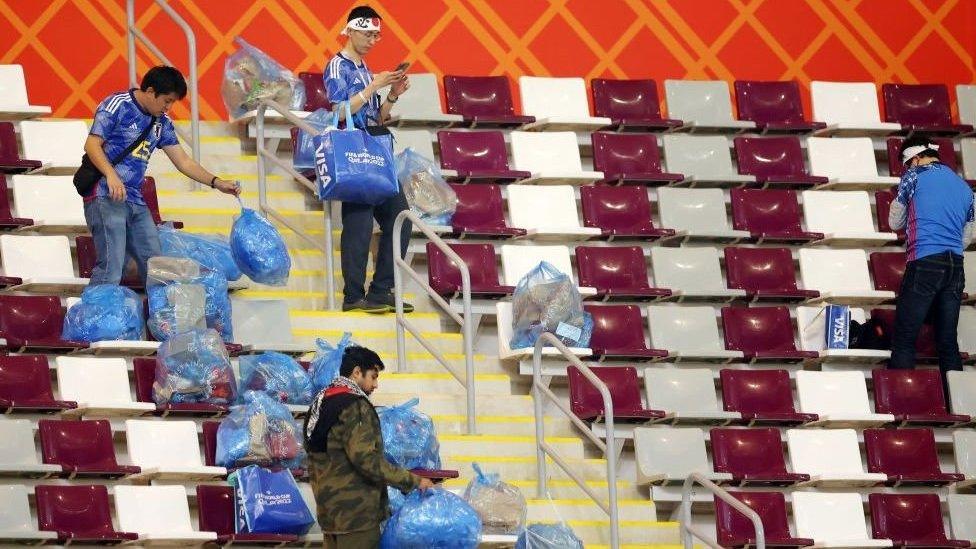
[394,62,410,73]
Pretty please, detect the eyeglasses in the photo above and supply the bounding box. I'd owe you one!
[354,30,382,41]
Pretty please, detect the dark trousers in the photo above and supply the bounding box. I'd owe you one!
[889,251,965,386]
[340,189,411,304]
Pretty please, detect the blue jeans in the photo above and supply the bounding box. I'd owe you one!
[84,198,161,286]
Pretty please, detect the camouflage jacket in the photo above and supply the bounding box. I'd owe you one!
[308,396,419,533]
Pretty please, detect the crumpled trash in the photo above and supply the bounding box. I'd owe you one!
[221,37,305,119]
[146,256,232,342]
[396,148,458,226]
[510,261,592,349]
[239,351,314,405]
[378,398,441,470]
[462,463,527,535]
[61,284,143,342]
[153,328,237,405]
[216,390,306,469]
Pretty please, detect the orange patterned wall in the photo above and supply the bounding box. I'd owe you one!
[1,0,973,121]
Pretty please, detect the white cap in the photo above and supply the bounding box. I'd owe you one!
[901,142,939,166]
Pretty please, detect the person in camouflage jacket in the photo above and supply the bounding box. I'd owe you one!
[304,345,433,548]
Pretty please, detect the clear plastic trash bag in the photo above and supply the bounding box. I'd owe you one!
[510,261,593,349]
[378,398,441,470]
[309,333,353,392]
[396,148,458,226]
[239,351,314,405]
[462,463,527,535]
[380,488,482,549]
[293,108,334,170]
[146,256,233,342]
[61,284,143,342]
[158,223,242,282]
[153,328,237,405]
[216,390,307,469]
[230,204,291,286]
[221,37,305,120]
[516,523,584,549]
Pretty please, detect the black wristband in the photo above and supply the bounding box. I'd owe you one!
[209,176,217,188]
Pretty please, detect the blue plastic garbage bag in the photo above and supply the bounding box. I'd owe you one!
[309,333,353,392]
[380,488,482,549]
[229,465,314,535]
[516,523,584,549]
[510,261,593,350]
[230,202,291,286]
[293,108,334,170]
[313,101,399,205]
[396,148,457,226]
[221,37,305,120]
[463,463,527,535]
[147,256,233,342]
[378,398,441,470]
[239,351,314,405]
[61,284,143,342]
[158,223,242,282]
[153,328,237,405]
[388,486,407,516]
[216,390,306,469]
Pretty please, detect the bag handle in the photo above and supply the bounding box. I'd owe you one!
[341,100,355,132]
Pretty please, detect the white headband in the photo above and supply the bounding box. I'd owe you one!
[901,143,939,166]
[341,16,381,36]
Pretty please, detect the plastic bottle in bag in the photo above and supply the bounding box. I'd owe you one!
[62,284,144,342]
[380,488,482,549]
[230,203,291,287]
[146,256,233,342]
[396,148,458,225]
[153,328,237,405]
[221,37,305,119]
[216,390,306,469]
[239,351,314,405]
[158,223,242,282]
[377,398,441,470]
[462,463,527,535]
[510,261,593,349]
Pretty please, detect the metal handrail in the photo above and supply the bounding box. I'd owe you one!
[392,210,476,435]
[255,100,336,310]
[532,333,619,548]
[126,0,200,161]
[680,472,766,549]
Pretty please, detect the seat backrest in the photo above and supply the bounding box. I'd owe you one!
[507,185,584,230]
[568,366,643,416]
[230,298,293,346]
[870,308,937,356]
[298,71,330,111]
[38,419,119,469]
[716,491,794,545]
[579,185,654,233]
[721,306,798,353]
[807,137,882,179]
[0,419,42,465]
[882,83,952,126]
[115,485,196,535]
[966,252,976,296]
[592,132,665,175]
[724,247,799,292]
[647,305,726,352]
[390,128,435,159]
[645,368,721,413]
[730,188,804,233]
[963,138,976,180]
[500,244,576,287]
[387,73,446,117]
[575,246,650,291]
[510,131,584,173]
[871,368,949,416]
[0,122,22,161]
[799,248,874,292]
[132,357,156,404]
[201,421,220,467]
[870,493,950,542]
[0,354,57,403]
[720,369,798,414]
[948,371,976,416]
[734,80,807,125]
[11,174,84,224]
[519,76,592,119]
[948,494,976,543]
[787,428,867,476]
[792,492,873,541]
[664,80,737,123]
[795,306,868,352]
[427,242,502,295]
[868,251,906,292]
[443,75,517,117]
[451,184,508,230]
[584,304,648,352]
[886,136,958,177]
[734,136,808,178]
[437,131,510,171]
[36,485,117,536]
[19,120,87,166]
[958,85,976,126]
[0,295,65,341]
[662,134,736,178]
[810,81,885,125]
[657,187,733,233]
[55,357,134,405]
[195,485,236,535]
[126,419,207,468]
[0,484,33,532]
[140,177,165,225]
[591,78,664,120]
[795,370,875,415]
[864,428,942,476]
[650,247,726,292]
[874,189,902,234]
[0,233,76,278]
[711,428,789,475]
[634,426,711,479]
[0,65,31,106]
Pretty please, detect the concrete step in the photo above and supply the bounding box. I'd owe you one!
[290,310,443,332]
[372,372,512,396]
[150,171,313,194]
[292,328,463,355]
[158,208,325,233]
[180,225,330,249]
[440,455,610,482]
[157,189,310,212]
[443,477,644,501]
[372,393,535,416]
[436,434,585,460]
[430,414,575,437]
[236,289,440,314]
[174,121,240,138]
[559,519,680,546]
[149,154,295,178]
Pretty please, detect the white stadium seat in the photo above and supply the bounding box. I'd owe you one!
[807,137,900,190]
[10,175,86,233]
[0,485,57,544]
[633,426,732,486]
[956,85,976,128]
[810,81,902,136]
[114,485,217,545]
[947,371,976,419]
[519,76,611,132]
[499,244,593,296]
[125,419,226,481]
[786,429,887,487]
[650,247,747,302]
[795,370,894,427]
[657,187,750,243]
[962,139,976,180]
[19,120,87,174]
[646,305,744,362]
[801,190,896,247]
[664,79,755,133]
[0,234,88,294]
[495,301,590,361]
[799,249,895,305]
[952,431,976,488]
[506,185,601,240]
[661,134,756,186]
[231,298,311,354]
[0,65,51,120]
[56,356,155,417]
[795,305,889,363]
[509,131,603,185]
[792,492,892,548]
[0,419,62,478]
[384,73,462,128]
[644,368,740,424]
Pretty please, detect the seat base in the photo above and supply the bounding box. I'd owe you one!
[127,466,227,483]
[660,410,741,426]
[0,105,52,120]
[63,402,156,418]
[814,178,900,192]
[672,174,758,189]
[462,115,535,129]
[807,291,897,306]
[805,413,896,428]
[809,539,893,549]
[5,277,90,296]
[517,171,604,185]
[0,530,58,544]
[752,231,825,245]
[799,473,887,487]
[606,117,683,132]
[521,117,613,132]
[388,114,463,129]
[671,350,746,364]
[71,340,160,357]
[814,123,902,137]
[675,120,757,134]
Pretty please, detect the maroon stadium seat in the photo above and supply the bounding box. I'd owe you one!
[196,485,299,546]
[437,131,530,183]
[133,358,228,417]
[724,247,819,302]
[715,491,814,548]
[141,176,181,228]
[720,369,818,425]
[35,485,138,544]
[584,304,668,361]
[0,122,41,174]
[76,235,143,289]
[0,175,30,231]
[0,355,75,414]
[730,188,823,244]
[864,428,965,486]
[568,366,665,422]
[579,185,675,240]
[869,493,971,548]
[710,427,810,485]
[874,190,906,242]
[882,83,973,136]
[868,251,906,293]
[448,184,526,238]
[733,80,825,134]
[442,75,534,128]
[733,136,827,188]
[871,368,970,427]
[721,306,818,363]
[39,419,140,478]
[299,71,330,111]
[575,245,671,301]
[0,295,87,352]
[869,309,969,366]
[591,132,684,185]
[591,79,682,131]
[886,136,959,177]
[426,242,513,299]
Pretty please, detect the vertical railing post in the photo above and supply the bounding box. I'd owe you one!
[126,0,137,88]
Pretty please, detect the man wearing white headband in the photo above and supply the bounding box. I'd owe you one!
[888,135,974,387]
[324,5,414,314]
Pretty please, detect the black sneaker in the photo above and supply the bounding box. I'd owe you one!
[342,300,389,314]
[367,294,415,313]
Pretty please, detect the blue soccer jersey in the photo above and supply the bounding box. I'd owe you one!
[324,52,381,129]
[88,89,179,205]
[896,162,975,260]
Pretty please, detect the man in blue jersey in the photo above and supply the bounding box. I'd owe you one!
[83,65,240,285]
[325,5,414,314]
[888,135,975,382]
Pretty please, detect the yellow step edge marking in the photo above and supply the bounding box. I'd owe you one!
[157,190,303,198]
[374,352,489,361]
[381,372,507,381]
[199,136,240,143]
[525,519,672,527]
[291,310,439,319]
[523,499,650,506]
[292,328,461,341]
[442,478,628,489]
[158,172,278,180]
[181,227,326,237]
[445,455,605,464]
[430,414,543,424]
[439,434,577,443]
[159,207,313,216]
[241,290,419,299]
